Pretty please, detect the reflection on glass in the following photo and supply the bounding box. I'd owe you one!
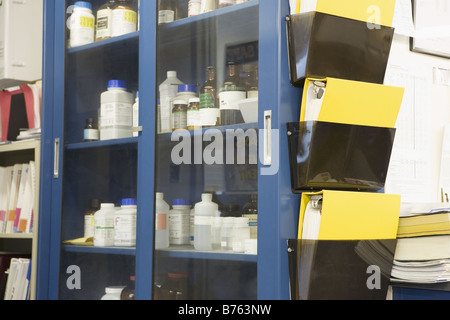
[154,0,259,300]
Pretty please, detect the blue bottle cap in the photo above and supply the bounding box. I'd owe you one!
[177,84,196,93]
[108,80,127,89]
[74,1,92,10]
[173,199,190,206]
[121,198,137,206]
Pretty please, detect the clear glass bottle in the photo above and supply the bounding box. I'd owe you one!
[83,118,99,142]
[219,62,246,125]
[199,66,219,127]
[158,0,178,24]
[95,0,116,41]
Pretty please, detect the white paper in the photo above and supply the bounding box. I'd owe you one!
[392,0,415,37]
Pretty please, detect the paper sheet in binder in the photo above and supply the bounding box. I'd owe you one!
[298,190,401,240]
[300,78,405,128]
[289,0,396,27]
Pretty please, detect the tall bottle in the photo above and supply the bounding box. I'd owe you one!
[159,71,183,133]
[194,193,218,251]
[111,0,137,37]
[158,0,177,24]
[95,0,116,41]
[155,193,170,249]
[199,66,220,127]
[219,62,246,125]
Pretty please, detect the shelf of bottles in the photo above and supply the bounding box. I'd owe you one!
[153,0,259,300]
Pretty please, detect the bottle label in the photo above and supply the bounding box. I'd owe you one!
[218,0,235,6]
[70,13,95,47]
[96,9,113,39]
[100,102,132,129]
[94,217,114,244]
[84,128,99,141]
[199,108,219,126]
[114,215,137,245]
[84,215,95,238]
[111,9,137,37]
[219,91,246,110]
[188,0,201,16]
[187,109,199,127]
[172,111,187,130]
[156,213,167,230]
[159,10,175,24]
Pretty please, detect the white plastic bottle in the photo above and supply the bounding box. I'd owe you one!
[101,286,125,300]
[111,0,137,37]
[155,192,170,249]
[99,80,134,140]
[168,199,191,245]
[194,193,218,251]
[132,91,139,137]
[69,1,95,48]
[159,71,183,133]
[231,217,250,253]
[94,203,116,247]
[114,198,137,247]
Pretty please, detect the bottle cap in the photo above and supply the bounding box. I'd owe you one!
[100,203,115,208]
[173,100,188,105]
[201,193,212,201]
[188,97,200,104]
[121,198,137,206]
[167,71,177,78]
[173,199,190,206]
[178,84,197,93]
[74,1,92,10]
[156,192,164,199]
[108,80,127,89]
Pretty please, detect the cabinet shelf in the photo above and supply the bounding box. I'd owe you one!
[0,233,33,239]
[65,137,138,151]
[156,246,257,262]
[66,31,139,55]
[158,122,258,139]
[62,244,136,255]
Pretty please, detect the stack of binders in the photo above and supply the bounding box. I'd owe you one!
[286,0,405,300]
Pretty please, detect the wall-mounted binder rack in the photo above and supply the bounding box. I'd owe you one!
[286,12,394,87]
[287,238,397,300]
[287,121,396,192]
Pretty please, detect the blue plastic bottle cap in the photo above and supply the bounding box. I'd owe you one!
[177,84,197,93]
[108,80,127,89]
[74,1,92,10]
[121,198,137,206]
[173,199,190,206]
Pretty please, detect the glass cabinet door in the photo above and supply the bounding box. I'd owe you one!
[58,0,140,300]
[153,0,259,300]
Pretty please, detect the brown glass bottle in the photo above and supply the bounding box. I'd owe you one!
[95,0,116,41]
[199,66,220,127]
[219,62,245,125]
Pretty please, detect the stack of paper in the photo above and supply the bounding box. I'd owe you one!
[3,258,31,300]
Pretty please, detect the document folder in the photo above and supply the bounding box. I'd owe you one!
[286,12,394,86]
[298,190,401,240]
[287,121,396,192]
[292,0,396,27]
[300,77,404,128]
[287,238,397,300]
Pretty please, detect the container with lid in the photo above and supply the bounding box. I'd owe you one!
[94,203,116,247]
[101,286,126,300]
[169,199,191,245]
[172,100,188,131]
[114,198,137,247]
[69,1,95,48]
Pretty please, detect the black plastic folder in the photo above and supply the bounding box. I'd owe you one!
[286,12,394,86]
[287,239,397,300]
[287,121,396,192]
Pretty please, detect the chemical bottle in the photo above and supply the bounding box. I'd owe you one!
[99,80,134,140]
[94,203,116,247]
[158,0,178,24]
[230,217,250,253]
[132,91,139,137]
[217,0,235,9]
[95,0,116,41]
[172,84,196,130]
[84,198,101,238]
[211,216,222,250]
[114,198,137,247]
[242,194,257,239]
[120,276,135,300]
[219,62,246,125]
[188,0,201,17]
[187,98,200,130]
[200,0,216,13]
[194,193,218,251]
[83,118,99,142]
[169,199,191,245]
[159,71,183,133]
[247,65,258,99]
[189,207,195,245]
[69,1,95,48]
[101,286,125,300]
[220,216,234,251]
[111,0,137,37]
[199,66,219,127]
[155,192,170,249]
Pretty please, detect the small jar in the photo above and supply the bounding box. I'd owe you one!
[83,118,99,142]
[120,276,135,300]
[187,97,200,130]
[172,100,188,131]
[101,286,125,300]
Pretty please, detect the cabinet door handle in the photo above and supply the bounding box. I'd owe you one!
[54,138,60,178]
[263,110,272,166]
